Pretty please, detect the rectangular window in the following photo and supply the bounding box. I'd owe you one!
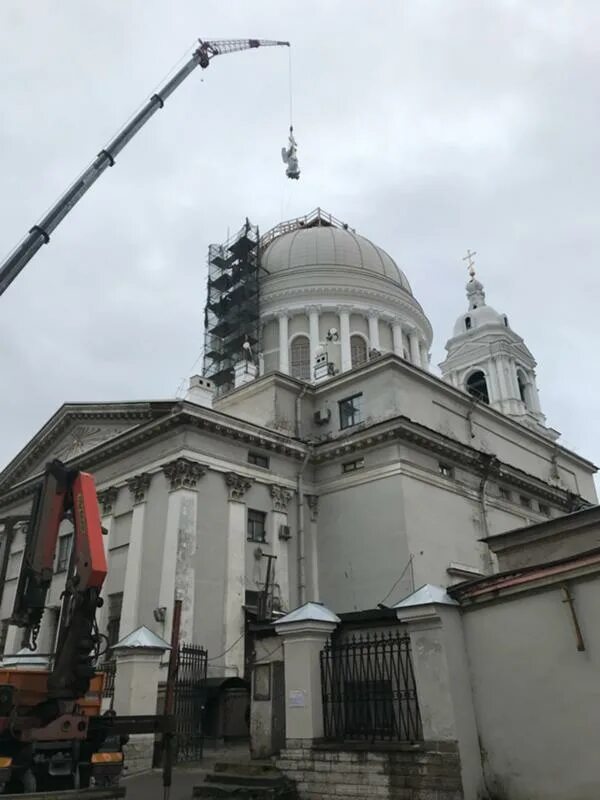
[6,551,23,580]
[338,393,363,429]
[106,593,123,649]
[55,533,73,573]
[539,503,550,516]
[499,486,511,502]
[247,509,267,543]
[342,458,365,474]
[519,495,532,509]
[248,452,270,469]
[438,463,454,478]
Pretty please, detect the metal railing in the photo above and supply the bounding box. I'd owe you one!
[99,659,116,700]
[320,631,422,743]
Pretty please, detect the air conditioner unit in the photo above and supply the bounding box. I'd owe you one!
[314,407,331,425]
[278,524,292,541]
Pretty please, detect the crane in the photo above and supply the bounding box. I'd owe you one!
[0,38,289,298]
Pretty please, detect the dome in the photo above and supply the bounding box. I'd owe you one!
[453,304,507,336]
[261,224,412,294]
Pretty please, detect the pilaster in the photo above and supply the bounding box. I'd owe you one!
[120,473,151,638]
[392,318,404,357]
[277,311,290,375]
[307,305,320,381]
[306,495,320,602]
[269,484,293,611]
[337,305,351,371]
[367,309,380,351]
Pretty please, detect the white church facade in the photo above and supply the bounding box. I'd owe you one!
[0,207,596,684]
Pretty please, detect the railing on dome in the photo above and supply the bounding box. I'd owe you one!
[259,207,356,252]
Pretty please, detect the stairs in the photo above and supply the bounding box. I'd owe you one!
[193,761,297,799]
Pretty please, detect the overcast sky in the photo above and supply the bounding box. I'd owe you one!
[1,1,599,476]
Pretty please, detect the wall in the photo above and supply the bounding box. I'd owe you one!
[462,574,600,800]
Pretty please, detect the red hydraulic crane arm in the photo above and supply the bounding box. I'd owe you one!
[0,38,289,298]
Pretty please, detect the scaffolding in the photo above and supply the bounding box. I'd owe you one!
[203,219,260,394]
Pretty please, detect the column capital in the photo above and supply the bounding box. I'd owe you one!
[335,304,352,316]
[404,323,416,335]
[367,308,380,320]
[305,304,321,316]
[162,458,207,491]
[276,309,290,320]
[306,494,319,522]
[97,486,119,516]
[270,484,293,513]
[225,472,253,501]
[127,473,151,505]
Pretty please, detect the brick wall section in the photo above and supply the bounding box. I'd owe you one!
[277,740,463,800]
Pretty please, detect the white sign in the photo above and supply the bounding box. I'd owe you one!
[289,689,306,708]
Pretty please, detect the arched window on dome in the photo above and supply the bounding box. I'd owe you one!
[465,316,472,330]
[350,335,368,368]
[466,370,489,404]
[290,335,311,380]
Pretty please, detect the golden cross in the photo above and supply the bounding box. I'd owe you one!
[462,249,477,278]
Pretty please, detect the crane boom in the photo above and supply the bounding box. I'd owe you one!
[0,38,289,298]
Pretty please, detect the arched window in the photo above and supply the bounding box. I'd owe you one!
[350,335,368,368]
[465,316,472,330]
[517,369,532,408]
[290,336,310,380]
[466,370,489,404]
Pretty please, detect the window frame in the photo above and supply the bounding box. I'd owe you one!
[290,335,311,381]
[338,393,364,430]
[519,494,532,509]
[106,592,123,650]
[247,508,267,543]
[55,533,73,574]
[350,334,368,368]
[342,457,365,474]
[248,451,270,469]
[438,463,454,479]
[499,486,512,502]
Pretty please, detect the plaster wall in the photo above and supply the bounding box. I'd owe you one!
[462,575,600,800]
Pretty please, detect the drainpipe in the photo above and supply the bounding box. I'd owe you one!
[295,385,310,604]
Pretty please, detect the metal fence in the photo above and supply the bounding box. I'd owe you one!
[174,642,208,762]
[320,631,422,743]
[99,659,116,701]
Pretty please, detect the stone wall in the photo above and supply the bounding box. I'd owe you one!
[123,734,154,775]
[277,740,463,800]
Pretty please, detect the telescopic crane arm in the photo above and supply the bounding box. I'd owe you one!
[0,38,289,298]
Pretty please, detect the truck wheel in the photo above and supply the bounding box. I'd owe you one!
[22,770,36,794]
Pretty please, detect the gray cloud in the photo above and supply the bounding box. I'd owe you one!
[1,0,598,475]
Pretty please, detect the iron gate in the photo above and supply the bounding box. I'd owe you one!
[174,642,208,762]
[320,631,422,743]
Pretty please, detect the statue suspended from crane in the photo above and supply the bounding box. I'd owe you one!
[282,125,300,180]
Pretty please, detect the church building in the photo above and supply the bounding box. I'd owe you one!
[0,207,596,684]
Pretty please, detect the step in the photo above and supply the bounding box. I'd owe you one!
[193,782,294,799]
[213,761,278,777]
[205,772,287,788]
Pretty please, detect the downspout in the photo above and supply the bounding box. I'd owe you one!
[295,385,310,604]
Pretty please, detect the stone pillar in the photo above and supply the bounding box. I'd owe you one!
[112,630,170,774]
[337,306,351,372]
[275,602,340,743]
[223,472,253,676]
[367,309,380,351]
[158,459,206,644]
[96,486,119,631]
[408,326,421,366]
[269,485,293,611]
[120,473,151,638]
[307,305,320,381]
[392,318,404,357]
[395,588,484,800]
[278,312,289,375]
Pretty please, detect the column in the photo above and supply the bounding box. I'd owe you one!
[275,603,340,743]
[337,306,351,371]
[307,306,320,381]
[306,495,320,602]
[494,357,510,401]
[158,458,206,644]
[367,309,380,352]
[96,486,119,632]
[119,473,151,638]
[408,326,421,366]
[223,472,253,676]
[392,318,404,357]
[508,360,520,399]
[269,485,293,612]
[529,372,543,414]
[277,312,289,374]
[419,340,429,370]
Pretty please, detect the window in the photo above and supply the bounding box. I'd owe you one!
[247,509,267,543]
[439,463,454,478]
[539,503,550,516]
[106,593,123,649]
[339,393,363,429]
[466,370,489,404]
[342,458,365,474]
[290,336,310,380]
[465,316,472,330]
[350,335,368,368]
[248,451,269,469]
[503,315,509,327]
[499,486,511,502]
[519,495,532,509]
[55,533,73,573]
[6,550,23,580]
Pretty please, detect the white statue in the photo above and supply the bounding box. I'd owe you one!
[281,126,300,180]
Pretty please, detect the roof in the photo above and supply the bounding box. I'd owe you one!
[113,625,170,651]
[394,584,459,608]
[275,601,341,625]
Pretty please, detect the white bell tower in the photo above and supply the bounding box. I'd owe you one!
[440,252,558,440]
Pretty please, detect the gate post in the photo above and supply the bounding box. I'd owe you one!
[274,602,339,745]
[112,625,170,774]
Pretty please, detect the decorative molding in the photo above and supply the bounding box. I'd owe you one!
[97,486,119,516]
[162,458,207,491]
[225,472,253,501]
[126,473,151,505]
[270,484,293,512]
[306,494,319,521]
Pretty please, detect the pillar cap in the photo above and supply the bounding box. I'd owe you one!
[394,584,458,609]
[274,601,340,636]
[112,625,171,652]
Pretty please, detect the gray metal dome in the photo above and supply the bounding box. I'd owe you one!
[261,217,412,294]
